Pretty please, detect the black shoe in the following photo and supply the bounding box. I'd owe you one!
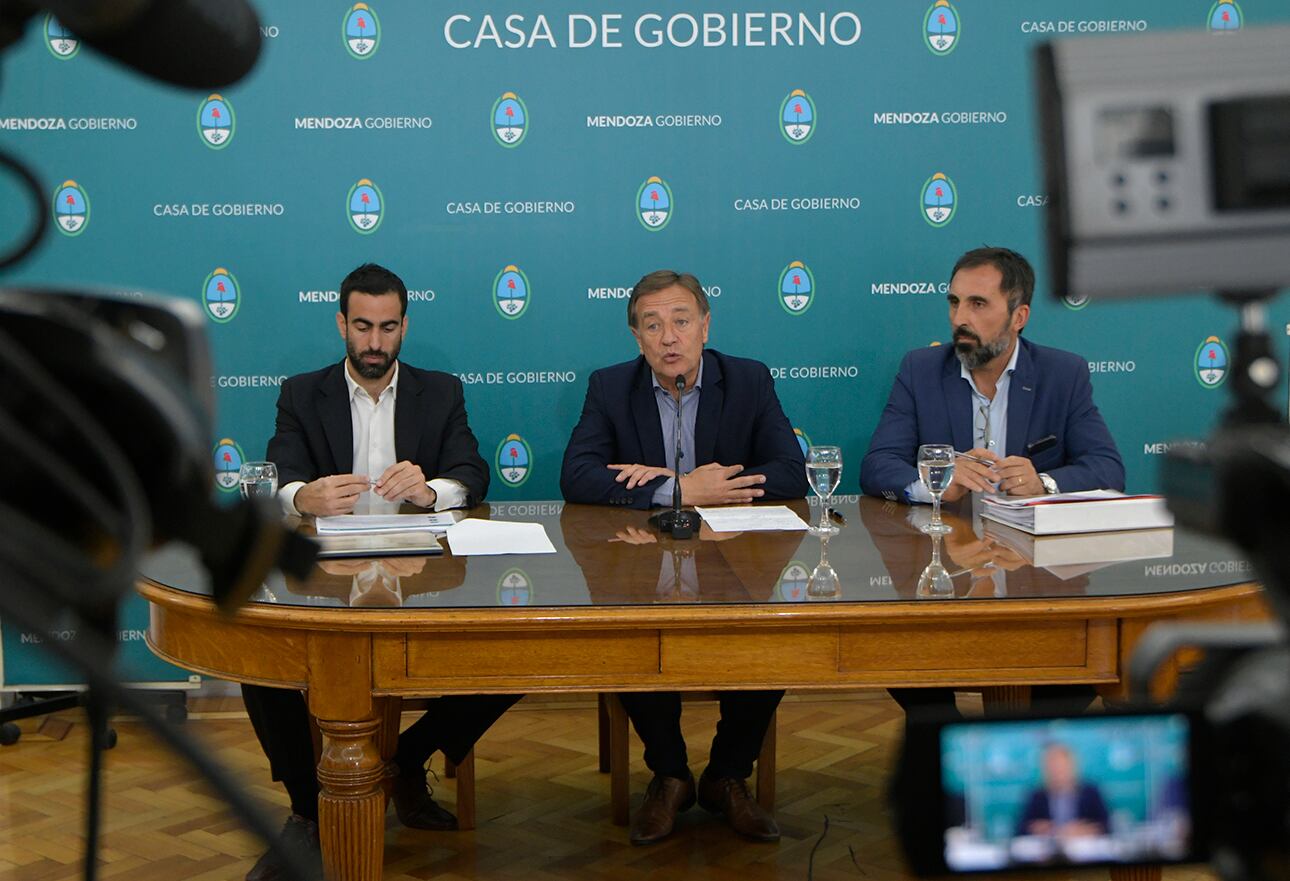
[391,771,458,831]
[246,814,322,881]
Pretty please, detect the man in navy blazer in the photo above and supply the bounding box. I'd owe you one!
[560,353,807,508]
[859,247,1122,720]
[1015,743,1110,838]
[241,264,517,881]
[860,247,1123,503]
[561,269,806,846]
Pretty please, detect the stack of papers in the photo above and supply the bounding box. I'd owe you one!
[694,506,810,532]
[444,518,556,556]
[315,513,458,535]
[980,491,1174,535]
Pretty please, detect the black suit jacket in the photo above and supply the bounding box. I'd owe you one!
[266,361,489,506]
[560,349,808,508]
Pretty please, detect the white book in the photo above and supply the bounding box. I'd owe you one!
[983,520,1175,571]
[979,491,1174,535]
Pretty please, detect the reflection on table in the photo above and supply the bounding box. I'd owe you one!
[142,497,1256,610]
[858,496,1092,599]
[558,501,812,604]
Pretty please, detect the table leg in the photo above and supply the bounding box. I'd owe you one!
[307,632,384,881]
[377,696,402,804]
[1109,867,1161,881]
[607,695,630,826]
[316,716,386,881]
[981,685,1031,715]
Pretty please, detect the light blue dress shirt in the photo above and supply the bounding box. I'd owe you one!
[905,342,1020,503]
[650,358,703,507]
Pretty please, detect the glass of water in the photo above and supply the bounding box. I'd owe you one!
[917,444,955,535]
[807,533,842,600]
[916,533,955,599]
[806,445,842,535]
[239,461,278,500]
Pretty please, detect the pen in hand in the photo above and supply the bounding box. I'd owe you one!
[954,450,995,466]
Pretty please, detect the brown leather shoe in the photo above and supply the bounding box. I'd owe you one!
[391,771,458,831]
[629,773,696,845]
[697,772,780,842]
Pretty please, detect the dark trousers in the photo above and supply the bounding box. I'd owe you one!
[241,684,519,819]
[887,685,1099,718]
[617,690,782,781]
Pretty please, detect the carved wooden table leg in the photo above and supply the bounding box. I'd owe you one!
[316,717,386,881]
[981,685,1031,715]
[1109,866,1161,881]
[307,632,384,881]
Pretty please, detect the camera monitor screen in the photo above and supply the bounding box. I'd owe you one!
[940,715,1192,872]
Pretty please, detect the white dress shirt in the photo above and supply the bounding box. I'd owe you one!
[279,359,468,515]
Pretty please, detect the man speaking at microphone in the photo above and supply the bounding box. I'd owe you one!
[561,269,806,845]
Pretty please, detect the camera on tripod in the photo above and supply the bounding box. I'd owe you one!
[892,24,1290,881]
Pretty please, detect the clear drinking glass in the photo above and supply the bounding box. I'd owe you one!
[917,444,955,535]
[238,461,278,500]
[917,533,955,599]
[805,445,842,535]
[807,533,842,600]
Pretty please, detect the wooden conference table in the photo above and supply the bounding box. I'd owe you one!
[138,498,1267,881]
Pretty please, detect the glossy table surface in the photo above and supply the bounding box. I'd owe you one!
[140,496,1257,610]
[138,497,1266,881]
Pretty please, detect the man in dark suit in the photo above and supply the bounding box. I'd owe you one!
[1015,743,1110,839]
[561,269,807,846]
[859,247,1121,720]
[242,263,518,881]
[860,247,1123,503]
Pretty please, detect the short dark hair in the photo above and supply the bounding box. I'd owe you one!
[627,269,709,327]
[950,247,1035,313]
[340,263,408,316]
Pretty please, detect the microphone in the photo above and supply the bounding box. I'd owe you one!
[27,0,262,88]
[671,373,685,512]
[649,372,701,539]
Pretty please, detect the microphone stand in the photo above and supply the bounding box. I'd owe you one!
[649,373,701,539]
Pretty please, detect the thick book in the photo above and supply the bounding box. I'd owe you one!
[312,531,444,558]
[315,512,459,535]
[983,520,1174,574]
[979,490,1174,535]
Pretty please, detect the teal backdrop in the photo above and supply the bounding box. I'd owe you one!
[1,1,1287,684]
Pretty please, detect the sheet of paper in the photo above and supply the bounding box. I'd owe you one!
[444,518,557,556]
[315,513,458,534]
[693,505,810,533]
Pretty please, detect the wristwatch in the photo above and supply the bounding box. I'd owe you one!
[1038,472,1058,494]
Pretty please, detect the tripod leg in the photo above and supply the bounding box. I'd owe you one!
[84,691,110,881]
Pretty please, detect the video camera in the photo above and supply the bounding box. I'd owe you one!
[0,4,321,879]
[892,24,1290,881]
